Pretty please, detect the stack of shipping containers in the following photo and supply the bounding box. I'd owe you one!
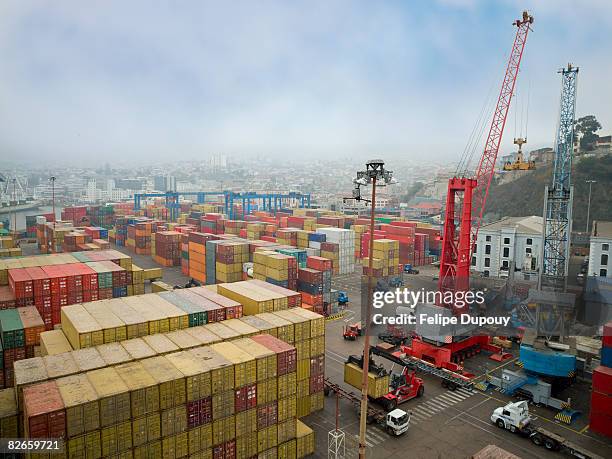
[153,231,182,267]
[590,321,612,437]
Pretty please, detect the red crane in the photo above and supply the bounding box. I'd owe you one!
[439,11,534,309]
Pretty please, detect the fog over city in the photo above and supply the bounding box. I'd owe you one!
[0,0,611,164]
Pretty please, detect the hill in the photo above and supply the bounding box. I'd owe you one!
[484,155,612,231]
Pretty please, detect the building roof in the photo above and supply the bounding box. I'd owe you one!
[412,202,442,210]
[592,220,612,239]
[480,216,543,235]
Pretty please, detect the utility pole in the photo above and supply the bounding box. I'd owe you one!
[585,180,596,233]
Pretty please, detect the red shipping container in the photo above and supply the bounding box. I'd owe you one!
[589,411,612,438]
[17,306,45,346]
[9,268,33,299]
[235,384,257,412]
[298,268,323,285]
[591,390,612,415]
[257,402,278,430]
[310,355,325,376]
[251,334,297,376]
[604,321,612,348]
[593,366,612,395]
[23,380,66,438]
[309,374,324,393]
[187,397,213,428]
[306,256,332,272]
[25,267,51,297]
[0,286,16,309]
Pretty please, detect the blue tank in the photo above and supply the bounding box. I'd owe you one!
[520,344,576,378]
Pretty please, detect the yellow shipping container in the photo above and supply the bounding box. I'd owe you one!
[278,438,297,459]
[232,338,277,382]
[296,396,310,418]
[40,329,72,356]
[222,318,260,338]
[296,380,309,399]
[44,352,79,379]
[239,315,278,338]
[204,322,241,341]
[257,313,294,343]
[296,359,310,381]
[236,431,259,459]
[148,295,189,331]
[294,341,310,362]
[115,361,160,417]
[309,336,325,357]
[273,310,311,343]
[162,431,189,459]
[122,296,168,335]
[277,396,296,423]
[161,405,187,437]
[188,423,212,455]
[343,362,389,399]
[56,373,100,438]
[278,372,297,399]
[132,412,161,447]
[296,421,315,458]
[71,347,107,373]
[166,329,202,350]
[100,420,132,456]
[210,341,257,388]
[165,351,211,402]
[0,388,18,438]
[217,282,274,315]
[190,347,234,395]
[66,430,101,459]
[277,418,297,444]
[257,425,278,453]
[184,326,223,346]
[61,304,105,349]
[120,338,156,360]
[134,438,162,459]
[83,300,127,343]
[288,308,325,338]
[212,415,236,446]
[257,378,278,406]
[107,300,148,339]
[310,391,324,412]
[140,356,186,410]
[86,367,131,427]
[211,390,235,420]
[142,333,180,355]
[235,408,257,437]
[97,342,133,366]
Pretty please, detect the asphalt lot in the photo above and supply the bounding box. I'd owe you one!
[304,269,612,458]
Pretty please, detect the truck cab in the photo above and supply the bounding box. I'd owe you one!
[386,409,410,436]
[491,401,531,432]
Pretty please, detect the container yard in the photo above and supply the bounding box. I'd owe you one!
[1,2,611,459]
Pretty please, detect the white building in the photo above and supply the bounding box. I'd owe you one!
[588,221,612,278]
[86,178,99,201]
[472,216,543,278]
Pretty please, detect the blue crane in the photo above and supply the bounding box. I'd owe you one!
[539,64,579,292]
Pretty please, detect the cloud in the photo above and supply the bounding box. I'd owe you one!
[0,0,610,164]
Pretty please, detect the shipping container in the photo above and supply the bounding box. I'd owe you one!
[344,363,389,399]
[86,367,131,427]
[56,373,100,438]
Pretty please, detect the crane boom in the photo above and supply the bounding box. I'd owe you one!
[438,11,533,302]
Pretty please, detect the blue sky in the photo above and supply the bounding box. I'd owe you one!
[0,0,610,164]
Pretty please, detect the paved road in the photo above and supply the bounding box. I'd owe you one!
[304,269,612,458]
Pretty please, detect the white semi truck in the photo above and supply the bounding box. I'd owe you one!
[490,401,603,458]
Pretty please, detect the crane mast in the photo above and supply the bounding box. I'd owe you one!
[439,11,534,303]
[539,65,579,292]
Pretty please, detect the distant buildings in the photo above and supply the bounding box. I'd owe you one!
[529,147,554,164]
[588,220,612,278]
[405,201,443,218]
[153,175,176,192]
[472,215,543,278]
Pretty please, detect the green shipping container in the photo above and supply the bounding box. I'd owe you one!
[0,309,24,349]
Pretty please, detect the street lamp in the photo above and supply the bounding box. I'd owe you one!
[345,159,396,459]
[585,180,596,233]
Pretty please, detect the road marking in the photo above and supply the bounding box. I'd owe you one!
[438,393,464,403]
[419,404,441,414]
[367,430,386,442]
[427,398,452,409]
[411,411,430,421]
[457,388,473,396]
[579,424,590,434]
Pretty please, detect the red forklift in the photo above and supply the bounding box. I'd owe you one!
[343,322,362,340]
[380,366,424,411]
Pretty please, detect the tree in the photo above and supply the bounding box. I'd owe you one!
[402,181,424,202]
[575,115,602,151]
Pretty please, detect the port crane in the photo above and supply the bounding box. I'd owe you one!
[410,11,534,365]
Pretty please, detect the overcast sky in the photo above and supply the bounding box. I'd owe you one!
[0,0,611,165]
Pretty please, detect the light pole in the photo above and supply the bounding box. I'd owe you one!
[585,180,596,233]
[346,160,396,459]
